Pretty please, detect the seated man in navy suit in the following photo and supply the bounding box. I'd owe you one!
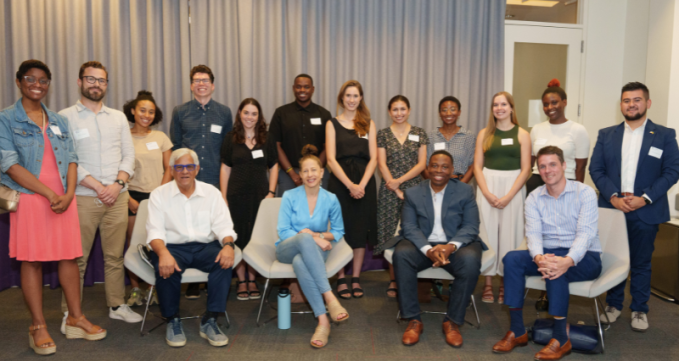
[383,150,485,348]
[590,82,679,332]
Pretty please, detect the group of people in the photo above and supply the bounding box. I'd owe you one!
[2,59,678,361]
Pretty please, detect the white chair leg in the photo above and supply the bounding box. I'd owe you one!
[256,279,270,326]
[594,297,605,353]
[470,295,481,329]
[223,311,231,329]
[140,285,154,335]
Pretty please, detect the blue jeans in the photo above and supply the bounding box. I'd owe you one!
[605,212,659,313]
[503,248,602,317]
[151,241,232,318]
[276,233,331,317]
[393,240,482,325]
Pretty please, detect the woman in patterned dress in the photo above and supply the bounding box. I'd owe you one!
[374,95,428,297]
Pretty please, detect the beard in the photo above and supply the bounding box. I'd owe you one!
[623,109,646,121]
[81,85,106,101]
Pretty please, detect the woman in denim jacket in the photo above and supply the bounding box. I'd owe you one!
[0,60,106,356]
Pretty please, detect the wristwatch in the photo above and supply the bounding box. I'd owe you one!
[114,179,125,187]
[223,241,235,249]
[644,197,651,205]
[318,232,325,239]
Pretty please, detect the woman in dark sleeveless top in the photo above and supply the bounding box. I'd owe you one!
[473,91,532,305]
[326,80,377,299]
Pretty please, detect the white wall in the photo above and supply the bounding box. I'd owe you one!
[660,0,679,216]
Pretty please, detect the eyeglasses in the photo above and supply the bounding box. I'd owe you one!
[172,164,197,172]
[192,79,211,85]
[23,76,50,86]
[82,76,108,85]
[441,107,458,113]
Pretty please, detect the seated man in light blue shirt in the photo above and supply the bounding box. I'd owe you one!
[493,146,602,361]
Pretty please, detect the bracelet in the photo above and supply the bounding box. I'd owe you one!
[223,241,235,249]
[268,190,275,195]
[285,167,293,173]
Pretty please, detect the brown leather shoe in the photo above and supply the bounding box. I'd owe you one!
[442,320,463,348]
[492,331,528,353]
[402,320,424,346]
[534,339,572,360]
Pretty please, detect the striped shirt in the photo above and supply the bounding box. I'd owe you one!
[427,127,476,176]
[525,179,601,265]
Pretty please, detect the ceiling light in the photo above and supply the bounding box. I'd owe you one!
[506,0,559,7]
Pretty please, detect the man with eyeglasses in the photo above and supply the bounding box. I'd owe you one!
[146,148,237,348]
[58,61,142,331]
[170,65,233,299]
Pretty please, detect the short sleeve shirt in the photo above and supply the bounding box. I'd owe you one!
[427,127,477,176]
[530,120,590,179]
[269,101,332,168]
[129,130,173,193]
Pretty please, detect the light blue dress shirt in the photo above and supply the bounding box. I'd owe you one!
[276,186,345,246]
[525,179,602,265]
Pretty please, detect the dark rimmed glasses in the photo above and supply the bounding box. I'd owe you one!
[173,164,197,172]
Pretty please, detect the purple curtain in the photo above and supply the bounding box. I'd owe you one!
[0,213,107,292]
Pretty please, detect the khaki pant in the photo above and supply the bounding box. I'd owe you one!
[61,192,129,312]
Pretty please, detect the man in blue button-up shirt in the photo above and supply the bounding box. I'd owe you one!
[170,65,232,189]
[493,146,602,360]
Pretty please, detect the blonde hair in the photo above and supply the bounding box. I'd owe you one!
[482,91,518,152]
[336,80,371,136]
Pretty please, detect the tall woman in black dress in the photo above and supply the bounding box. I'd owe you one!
[220,98,278,300]
[326,80,378,299]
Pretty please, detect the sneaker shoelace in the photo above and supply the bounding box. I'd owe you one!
[205,319,222,334]
[632,312,646,322]
[172,319,183,335]
[605,306,617,313]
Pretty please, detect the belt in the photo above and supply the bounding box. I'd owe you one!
[620,192,635,197]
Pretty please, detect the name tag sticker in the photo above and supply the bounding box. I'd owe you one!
[252,150,264,159]
[408,134,420,142]
[310,118,322,125]
[501,138,513,146]
[74,128,90,140]
[50,126,62,136]
[210,124,222,134]
[434,142,445,150]
[146,141,159,150]
[649,146,663,159]
[535,138,547,146]
[360,133,369,140]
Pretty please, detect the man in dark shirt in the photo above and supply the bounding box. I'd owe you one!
[169,65,233,299]
[170,65,233,189]
[269,74,332,196]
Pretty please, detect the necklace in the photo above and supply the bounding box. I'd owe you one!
[391,124,410,138]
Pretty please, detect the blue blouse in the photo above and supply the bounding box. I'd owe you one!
[276,186,345,246]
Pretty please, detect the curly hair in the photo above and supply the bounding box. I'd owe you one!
[122,90,163,126]
[232,98,267,145]
[16,59,52,81]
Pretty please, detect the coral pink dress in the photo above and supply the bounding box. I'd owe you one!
[9,122,82,261]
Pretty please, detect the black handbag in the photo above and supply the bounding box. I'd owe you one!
[529,318,603,354]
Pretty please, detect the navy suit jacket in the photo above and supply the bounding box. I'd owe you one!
[382,179,486,251]
[589,119,679,225]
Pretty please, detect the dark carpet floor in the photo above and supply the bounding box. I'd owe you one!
[1,271,678,360]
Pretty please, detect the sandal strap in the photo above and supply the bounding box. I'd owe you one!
[29,324,47,331]
[34,336,55,348]
[237,280,248,285]
[311,324,330,346]
[67,314,104,334]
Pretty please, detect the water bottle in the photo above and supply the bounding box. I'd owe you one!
[278,288,291,329]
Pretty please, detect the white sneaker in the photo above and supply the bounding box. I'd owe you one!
[600,306,621,324]
[60,311,69,335]
[109,304,143,323]
[631,311,649,332]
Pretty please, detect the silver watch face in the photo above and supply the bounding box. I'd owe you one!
[319,233,324,239]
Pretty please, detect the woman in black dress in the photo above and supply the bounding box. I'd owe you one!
[326,80,378,299]
[220,98,278,300]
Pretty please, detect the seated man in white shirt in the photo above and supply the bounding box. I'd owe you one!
[146,148,237,348]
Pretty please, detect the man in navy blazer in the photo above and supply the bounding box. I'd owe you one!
[383,151,486,348]
[589,82,679,332]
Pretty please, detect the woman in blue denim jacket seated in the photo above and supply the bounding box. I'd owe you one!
[276,144,349,348]
[0,60,106,356]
